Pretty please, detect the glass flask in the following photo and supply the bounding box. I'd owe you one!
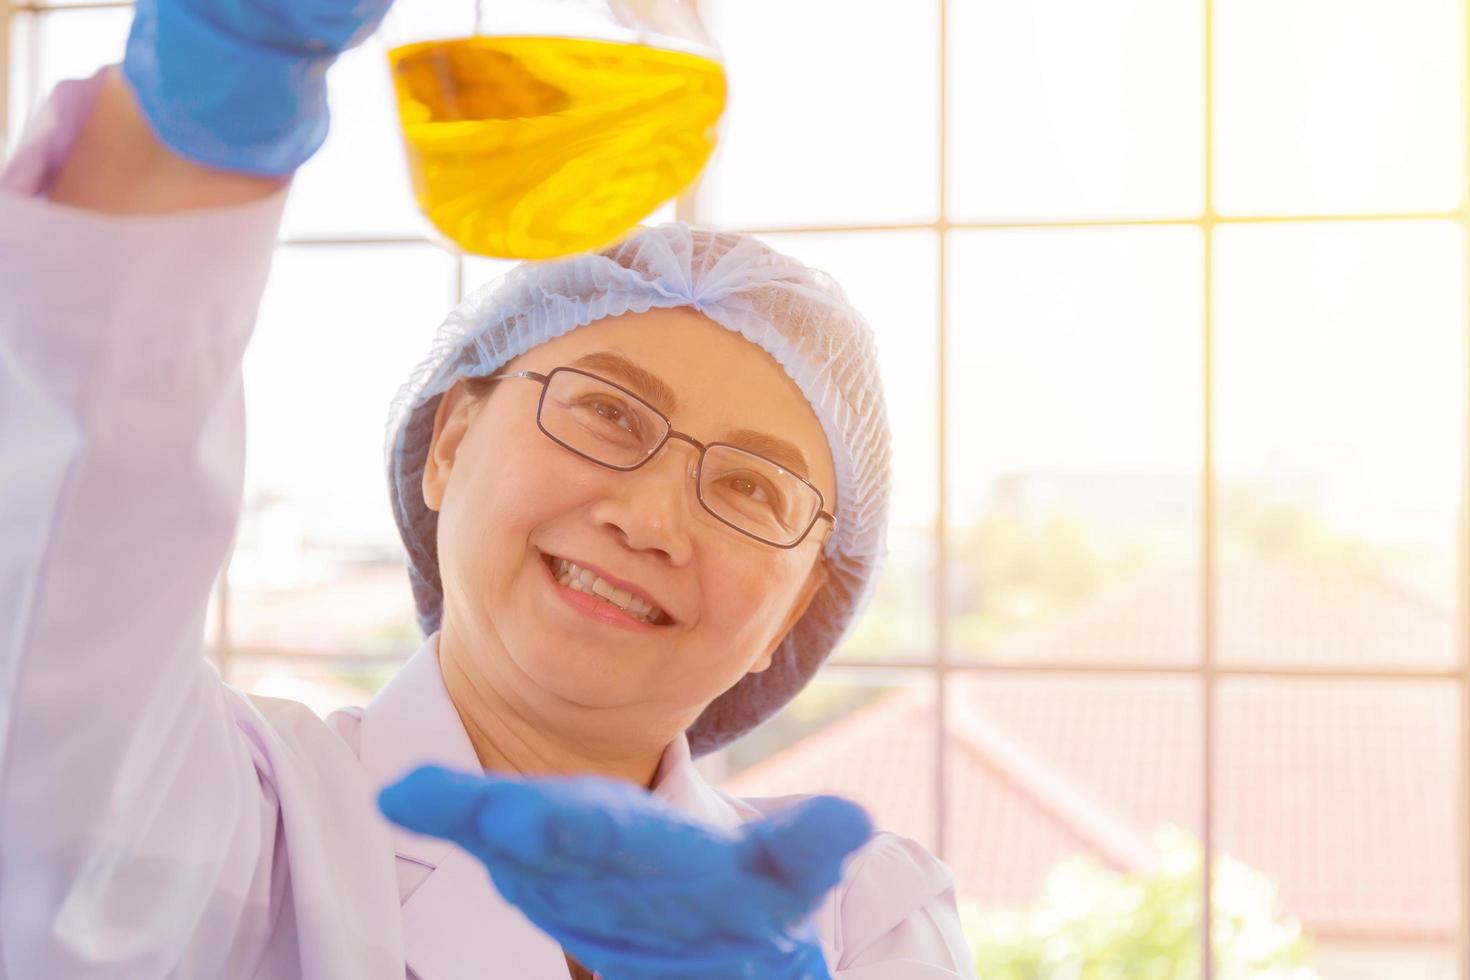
[382,0,726,259]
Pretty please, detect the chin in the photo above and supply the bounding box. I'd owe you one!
[514,637,641,699]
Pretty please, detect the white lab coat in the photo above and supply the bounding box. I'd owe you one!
[0,67,980,980]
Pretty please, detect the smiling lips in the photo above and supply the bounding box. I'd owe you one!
[543,553,673,626]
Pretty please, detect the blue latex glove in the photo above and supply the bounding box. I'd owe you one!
[120,0,394,176]
[378,765,876,980]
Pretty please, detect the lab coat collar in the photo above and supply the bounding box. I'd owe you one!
[648,710,758,832]
[360,632,478,874]
[358,632,755,979]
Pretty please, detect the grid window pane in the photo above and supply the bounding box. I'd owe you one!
[760,230,939,662]
[34,7,130,99]
[946,227,1203,666]
[948,0,1204,222]
[1217,678,1463,979]
[461,254,520,299]
[1213,0,1464,216]
[1213,222,1463,670]
[695,0,939,228]
[235,244,456,656]
[280,37,428,240]
[948,673,1201,979]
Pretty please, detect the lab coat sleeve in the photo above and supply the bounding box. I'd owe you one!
[0,67,292,976]
[831,832,981,979]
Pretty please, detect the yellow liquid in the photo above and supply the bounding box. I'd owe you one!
[388,35,726,259]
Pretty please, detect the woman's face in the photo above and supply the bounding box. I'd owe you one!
[422,307,838,743]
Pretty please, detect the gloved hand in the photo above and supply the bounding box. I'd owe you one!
[378,765,876,980]
[120,0,395,176]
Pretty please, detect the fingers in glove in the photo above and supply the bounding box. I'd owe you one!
[738,795,874,907]
[478,774,740,880]
[568,786,741,880]
[378,767,732,881]
[377,764,551,865]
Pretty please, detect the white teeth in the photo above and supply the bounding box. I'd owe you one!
[550,557,666,624]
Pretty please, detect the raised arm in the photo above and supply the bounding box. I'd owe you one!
[0,65,293,974]
[45,65,286,214]
[0,0,392,972]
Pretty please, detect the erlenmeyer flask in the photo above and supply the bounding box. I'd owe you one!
[382,0,725,260]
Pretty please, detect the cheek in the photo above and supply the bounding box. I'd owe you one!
[699,557,801,635]
[438,431,543,575]
[443,425,609,557]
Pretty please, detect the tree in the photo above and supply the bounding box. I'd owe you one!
[962,825,1318,980]
[951,503,1144,651]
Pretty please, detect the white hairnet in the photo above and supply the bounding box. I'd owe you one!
[385,222,891,758]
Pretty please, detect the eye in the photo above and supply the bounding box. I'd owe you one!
[724,473,780,506]
[585,397,640,435]
[728,476,763,499]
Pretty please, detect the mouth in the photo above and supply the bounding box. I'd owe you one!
[540,552,676,628]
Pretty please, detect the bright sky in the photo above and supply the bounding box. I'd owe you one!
[7,0,1465,560]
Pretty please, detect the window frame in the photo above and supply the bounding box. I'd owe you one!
[4,2,1468,975]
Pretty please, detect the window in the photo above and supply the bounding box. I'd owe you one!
[6,2,1467,975]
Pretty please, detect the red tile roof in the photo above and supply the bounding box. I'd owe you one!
[984,562,1455,670]
[720,559,1463,943]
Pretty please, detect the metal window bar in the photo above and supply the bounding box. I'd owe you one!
[12,1,130,10]
[1459,4,1470,977]
[8,2,1470,974]
[934,0,952,883]
[0,0,11,142]
[1200,0,1217,973]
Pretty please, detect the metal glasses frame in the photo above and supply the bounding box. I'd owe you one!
[484,367,836,550]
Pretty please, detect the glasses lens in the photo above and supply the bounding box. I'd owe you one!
[540,370,667,466]
[700,444,820,546]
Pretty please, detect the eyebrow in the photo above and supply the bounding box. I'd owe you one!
[569,350,814,481]
[719,430,814,482]
[572,351,679,415]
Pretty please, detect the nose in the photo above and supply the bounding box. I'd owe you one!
[589,437,700,562]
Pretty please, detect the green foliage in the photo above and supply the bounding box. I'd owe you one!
[951,504,1156,650]
[961,826,1319,980]
[1216,476,1375,574]
[839,538,933,658]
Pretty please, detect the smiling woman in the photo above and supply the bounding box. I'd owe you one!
[2,48,975,980]
[365,224,979,976]
[360,222,957,980]
[386,226,894,764]
[418,305,840,790]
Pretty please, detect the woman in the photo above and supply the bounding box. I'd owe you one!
[0,0,977,977]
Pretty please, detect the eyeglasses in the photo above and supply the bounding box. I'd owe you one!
[483,367,835,549]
